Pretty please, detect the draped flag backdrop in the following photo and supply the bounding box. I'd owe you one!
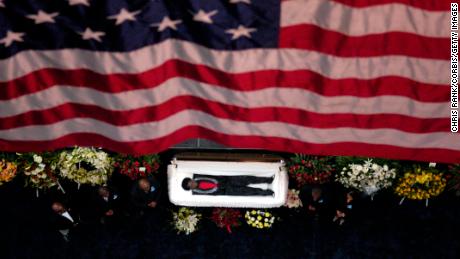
[0,0,458,163]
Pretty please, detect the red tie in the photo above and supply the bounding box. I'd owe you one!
[198,181,217,190]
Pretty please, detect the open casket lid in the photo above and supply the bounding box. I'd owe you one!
[167,152,288,208]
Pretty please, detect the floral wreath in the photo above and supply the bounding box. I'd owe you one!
[245,210,275,229]
[172,207,202,235]
[56,147,113,186]
[395,167,446,202]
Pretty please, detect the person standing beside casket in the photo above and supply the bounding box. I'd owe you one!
[300,186,329,222]
[50,201,79,242]
[131,177,161,216]
[333,191,356,226]
[181,174,275,196]
[93,186,122,226]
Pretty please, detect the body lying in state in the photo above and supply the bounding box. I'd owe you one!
[181,174,275,196]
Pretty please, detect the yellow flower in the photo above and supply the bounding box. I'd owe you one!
[396,170,446,201]
[415,174,429,184]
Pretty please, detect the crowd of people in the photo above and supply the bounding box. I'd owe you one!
[48,171,361,243]
[50,176,162,241]
[2,162,457,258]
[299,186,358,228]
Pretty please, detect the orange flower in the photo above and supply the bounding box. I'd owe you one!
[0,159,18,185]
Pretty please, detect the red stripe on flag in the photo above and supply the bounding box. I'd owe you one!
[0,98,450,133]
[280,25,449,59]
[0,127,458,163]
[330,0,451,11]
[0,60,449,102]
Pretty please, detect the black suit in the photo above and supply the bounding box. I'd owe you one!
[191,174,274,196]
[52,210,79,230]
[51,210,79,241]
[335,199,357,226]
[299,186,330,224]
[93,190,122,224]
[131,177,161,213]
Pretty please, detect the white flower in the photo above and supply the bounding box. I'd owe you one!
[33,155,43,163]
[57,147,112,186]
[173,208,201,235]
[336,160,397,196]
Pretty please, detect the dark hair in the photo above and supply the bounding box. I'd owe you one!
[182,178,192,190]
[312,186,322,193]
[346,191,355,198]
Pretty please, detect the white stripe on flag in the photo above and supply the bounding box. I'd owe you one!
[281,0,450,38]
[0,81,449,118]
[0,40,449,84]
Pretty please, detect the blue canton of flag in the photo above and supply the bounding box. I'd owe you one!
[0,0,280,59]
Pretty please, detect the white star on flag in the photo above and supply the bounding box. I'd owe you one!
[192,9,218,24]
[0,31,25,47]
[229,0,251,4]
[68,0,90,6]
[79,28,105,42]
[107,8,141,25]
[27,10,59,24]
[151,16,182,32]
[225,25,256,40]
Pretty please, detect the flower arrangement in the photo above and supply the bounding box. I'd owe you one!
[447,164,460,196]
[284,189,303,209]
[336,159,397,196]
[114,154,160,180]
[287,154,334,187]
[22,154,59,191]
[395,167,446,202]
[0,159,18,186]
[210,208,242,233]
[56,147,113,186]
[172,207,202,235]
[245,210,275,229]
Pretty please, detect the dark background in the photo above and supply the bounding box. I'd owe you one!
[0,149,459,259]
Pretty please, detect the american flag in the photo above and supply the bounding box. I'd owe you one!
[0,0,457,163]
